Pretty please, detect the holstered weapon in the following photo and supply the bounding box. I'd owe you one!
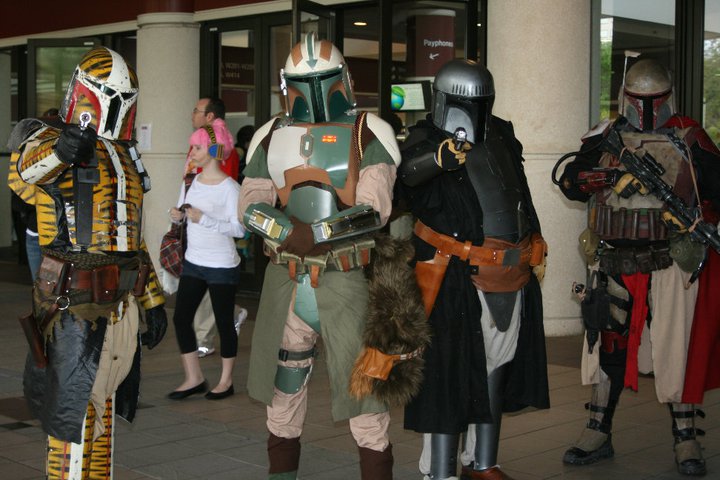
[18,313,47,368]
[414,255,450,316]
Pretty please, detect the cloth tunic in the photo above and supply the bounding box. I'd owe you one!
[402,118,549,434]
[241,112,399,421]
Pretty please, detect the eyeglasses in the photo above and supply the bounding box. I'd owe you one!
[192,108,207,114]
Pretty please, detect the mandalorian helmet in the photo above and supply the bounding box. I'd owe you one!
[431,59,494,144]
[621,58,675,131]
[60,47,139,140]
[280,32,355,123]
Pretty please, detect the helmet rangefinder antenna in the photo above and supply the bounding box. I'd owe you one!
[620,50,641,115]
[79,112,92,130]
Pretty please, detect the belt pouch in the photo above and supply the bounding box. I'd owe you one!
[635,249,654,274]
[599,251,620,276]
[18,313,47,368]
[37,255,69,294]
[354,347,396,381]
[529,232,547,266]
[619,249,638,275]
[133,264,150,296]
[415,256,449,316]
[652,245,673,270]
[92,264,120,303]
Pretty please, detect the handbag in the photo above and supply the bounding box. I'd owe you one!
[160,175,194,277]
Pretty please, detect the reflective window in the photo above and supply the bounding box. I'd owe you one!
[0,48,18,154]
[221,30,256,137]
[704,0,720,142]
[34,45,92,117]
[597,0,675,121]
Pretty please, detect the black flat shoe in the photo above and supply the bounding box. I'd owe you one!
[205,385,234,400]
[167,381,208,400]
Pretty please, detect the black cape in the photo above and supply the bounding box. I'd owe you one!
[401,117,550,434]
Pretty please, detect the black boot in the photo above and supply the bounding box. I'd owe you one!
[563,378,617,465]
[670,403,706,476]
[358,444,393,480]
[268,433,301,479]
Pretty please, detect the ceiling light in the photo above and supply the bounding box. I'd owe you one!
[354,21,367,26]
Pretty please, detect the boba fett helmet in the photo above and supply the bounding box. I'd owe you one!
[431,59,494,144]
[280,32,355,123]
[621,58,675,131]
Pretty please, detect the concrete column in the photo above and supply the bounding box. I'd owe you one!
[135,12,199,282]
[0,53,13,247]
[487,0,591,336]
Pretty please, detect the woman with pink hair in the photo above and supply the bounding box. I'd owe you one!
[167,119,245,400]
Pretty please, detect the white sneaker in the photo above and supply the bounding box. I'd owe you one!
[197,346,215,358]
[235,308,248,335]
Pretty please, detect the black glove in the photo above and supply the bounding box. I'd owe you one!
[55,124,97,166]
[278,216,332,258]
[436,137,471,170]
[141,306,167,350]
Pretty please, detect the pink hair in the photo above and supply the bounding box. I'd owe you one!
[189,118,235,160]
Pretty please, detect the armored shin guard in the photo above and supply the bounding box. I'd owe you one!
[358,444,393,480]
[268,433,301,479]
[562,372,618,466]
[47,398,114,480]
[461,365,514,479]
[670,403,706,476]
[424,433,460,479]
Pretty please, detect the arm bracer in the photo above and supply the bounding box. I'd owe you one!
[18,127,70,185]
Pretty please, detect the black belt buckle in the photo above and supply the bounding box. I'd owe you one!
[502,249,520,266]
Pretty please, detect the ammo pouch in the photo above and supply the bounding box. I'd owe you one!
[598,244,672,276]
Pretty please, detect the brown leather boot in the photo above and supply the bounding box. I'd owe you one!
[461,465,515,480]
[268,433,301,477]
[358,444,393,480]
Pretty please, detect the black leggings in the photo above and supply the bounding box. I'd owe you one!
[173,275,237,358]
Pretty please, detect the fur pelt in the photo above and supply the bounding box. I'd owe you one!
[349,233,431,407]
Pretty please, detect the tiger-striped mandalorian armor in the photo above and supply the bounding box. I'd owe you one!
[13,47,166,480]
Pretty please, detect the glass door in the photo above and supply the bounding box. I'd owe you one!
[27,38,98,118]
[293,0,337,45]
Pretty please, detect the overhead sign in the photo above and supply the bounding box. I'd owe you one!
[406,13,455,77]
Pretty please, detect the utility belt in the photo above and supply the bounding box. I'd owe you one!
[264,237,375,288]
[598,243,673,276]
[413,221,547,314]
[590,205,667,241]
[22,252,149,369]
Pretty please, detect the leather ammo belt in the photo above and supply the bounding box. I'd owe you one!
[590,205,667,241]
[37,253,149,303]
[414,221,539,267]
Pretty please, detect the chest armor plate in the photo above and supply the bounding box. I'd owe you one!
[465,128,529,243]
[42,139,144,252]
[266,121,358,223]
[596,128,695,211]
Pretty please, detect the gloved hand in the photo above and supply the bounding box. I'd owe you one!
[278,216,332,258]
[141,306,167,350]
[435,137,471,170]
[612,172,648,198]
[55,124,97,166]
[533,255,547,283]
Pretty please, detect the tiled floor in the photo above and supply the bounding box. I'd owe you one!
[0,256,718,479]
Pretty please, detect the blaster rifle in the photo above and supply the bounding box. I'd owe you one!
[602,121,720,254]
